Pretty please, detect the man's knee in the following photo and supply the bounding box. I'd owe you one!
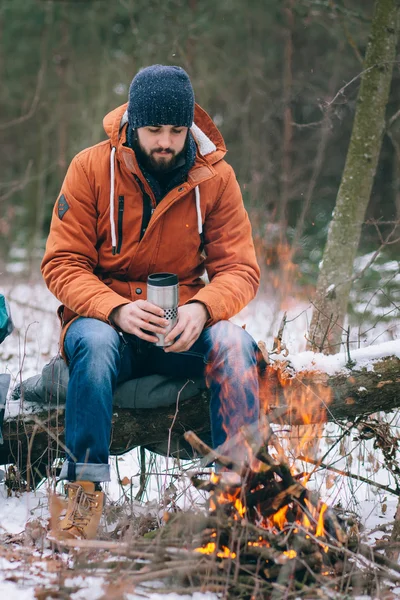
[65,318,120,361]
[207,320,258,360]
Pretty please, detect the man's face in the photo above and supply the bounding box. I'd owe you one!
[135,125,189,173]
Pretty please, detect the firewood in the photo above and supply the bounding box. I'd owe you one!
[183,430,245,474]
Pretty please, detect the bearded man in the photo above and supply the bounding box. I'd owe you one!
[42,65,261,540]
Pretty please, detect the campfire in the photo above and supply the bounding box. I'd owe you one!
[183,429,347,593]
[45,410,400,598]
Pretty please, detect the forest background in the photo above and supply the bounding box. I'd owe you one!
[1,0,399,329]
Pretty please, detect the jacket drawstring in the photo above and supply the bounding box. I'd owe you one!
[110,146,117,254]
[195,185,205,252]
[195,185,202,236]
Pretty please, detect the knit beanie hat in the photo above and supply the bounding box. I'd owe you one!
[128,65,195,129]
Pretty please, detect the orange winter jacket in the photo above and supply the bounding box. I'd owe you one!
[41,103,260,348]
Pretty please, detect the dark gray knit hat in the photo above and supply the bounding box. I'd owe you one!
[128,65,195,129]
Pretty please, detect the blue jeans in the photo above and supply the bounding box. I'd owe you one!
[60,317,260,482]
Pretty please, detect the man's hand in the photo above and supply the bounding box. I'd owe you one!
[164,302,209,353]
[110,301,168,342]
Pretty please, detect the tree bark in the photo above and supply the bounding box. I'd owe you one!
[279,0,295,226]
[1,354,399,484]
[308,0,400,354]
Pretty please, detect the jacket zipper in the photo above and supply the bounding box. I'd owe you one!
[140,191,153,240]
[134,176,155,241]
[116,195,124,254]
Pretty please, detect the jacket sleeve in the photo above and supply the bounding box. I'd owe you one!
[41,155,130,322]
[188,165,260,324]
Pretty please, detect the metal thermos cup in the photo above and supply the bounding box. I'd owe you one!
[147,273,179,347]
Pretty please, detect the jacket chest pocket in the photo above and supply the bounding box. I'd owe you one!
[113,188,154,253]
[156,207,202,267]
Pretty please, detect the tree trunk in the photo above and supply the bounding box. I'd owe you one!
[279,0,295,226]
[308,0,400,354]
[1,354,399,485]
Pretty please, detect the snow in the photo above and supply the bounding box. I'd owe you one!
[0,486,48,535]
[353,251,399,274]
[283,339,400,375]
[67,577,106,600]
[0,582,34,600]
[0,281,60,383]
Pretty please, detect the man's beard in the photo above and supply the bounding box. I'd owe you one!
[132,132,188,175]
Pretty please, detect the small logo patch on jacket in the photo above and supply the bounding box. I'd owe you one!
[57,194,69,220]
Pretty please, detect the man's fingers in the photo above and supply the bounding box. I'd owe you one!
[134,327,159,343]
[137,300,165,317]
[165,334,193,353]
[137,309,168,327]
[135,317,166,335]
[165,324,198,353]
[164,318,186,345]
[136,315,168,333]
[119,320,159,342]
[122,315,166,335]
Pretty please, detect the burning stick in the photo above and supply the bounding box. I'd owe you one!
[183,430,247,475]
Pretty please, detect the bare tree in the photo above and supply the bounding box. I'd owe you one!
[308,0,400,354]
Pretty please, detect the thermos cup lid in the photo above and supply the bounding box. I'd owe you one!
[147,272,178,287]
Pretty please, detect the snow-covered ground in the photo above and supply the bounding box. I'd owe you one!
[0,269,399,599]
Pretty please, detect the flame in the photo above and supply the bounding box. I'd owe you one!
[195,542,216,554]
[273,368,332,457]
[209,481,247,521]
[302,513,311,528]
[217,481,333,542]
[234,498,246,518]
[202,218,333,476]
[204,325,259,465]
[210,472,220,484]
[217,546,237,559]
[248,540,270,548]
[254,224,301,302]
[201,465,333,564]
[200,302,335,554]
[272,505,288,530]
[259,361,333,464]
[316,503,328,537]
[194,542,236,559]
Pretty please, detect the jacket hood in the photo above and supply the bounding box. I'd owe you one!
[103,102,227,164]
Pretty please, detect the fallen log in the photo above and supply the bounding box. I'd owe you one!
[2,342,399,484]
